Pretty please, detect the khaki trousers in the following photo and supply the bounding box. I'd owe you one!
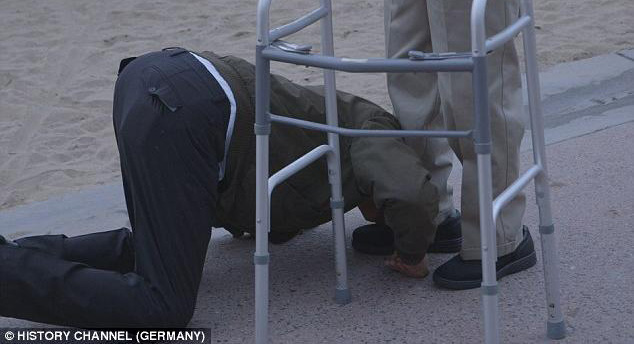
[385,0,526,259]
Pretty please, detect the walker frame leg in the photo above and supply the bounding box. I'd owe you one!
[254,45,271,344]
[521,0,566,339]
[473,55,500,344]
[320,0,351,305]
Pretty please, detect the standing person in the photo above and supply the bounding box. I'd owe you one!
[354,0,537,290]
[0,47,448,328]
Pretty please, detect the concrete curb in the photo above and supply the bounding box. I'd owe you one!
[520,49,634,152]
[533,49,634,99]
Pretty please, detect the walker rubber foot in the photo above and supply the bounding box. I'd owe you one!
[335,288,351,305]
[547,320,566,340]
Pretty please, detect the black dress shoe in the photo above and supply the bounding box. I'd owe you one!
[428,212,462,253]
[351,210,463,255]
[351,223,394,255]
[432,226,537,290]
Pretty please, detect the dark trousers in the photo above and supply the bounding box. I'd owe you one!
[0,49,229,327]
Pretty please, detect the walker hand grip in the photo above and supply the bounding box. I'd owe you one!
[272,40,312,54]
[408,50,472,60]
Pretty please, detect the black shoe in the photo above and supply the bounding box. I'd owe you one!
[351,210,463,255]
[432,226,537,290]
[351,223,394,255]
[428,211,462,253]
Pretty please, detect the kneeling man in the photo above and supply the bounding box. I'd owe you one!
[0,47,470,327]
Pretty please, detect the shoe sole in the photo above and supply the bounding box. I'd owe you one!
[352,236,462,256]
[432,251,537,290]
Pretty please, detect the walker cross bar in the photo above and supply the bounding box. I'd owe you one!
[270,113,474,138]
[254,0,565,342]
[262,48,475,72]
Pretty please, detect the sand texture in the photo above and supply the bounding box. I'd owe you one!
[1,0,633,209]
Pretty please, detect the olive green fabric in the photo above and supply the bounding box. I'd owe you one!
[197,51,438,261]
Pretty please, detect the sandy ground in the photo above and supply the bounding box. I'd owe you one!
[0,0,633,210]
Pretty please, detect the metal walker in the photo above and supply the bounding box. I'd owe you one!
[253,0,565,342]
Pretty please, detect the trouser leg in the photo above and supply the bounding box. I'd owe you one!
[427,0,526,259]
[384,0,455,221]
[14,228,134,273]
[350,116,439,263]
[0,50,227,327]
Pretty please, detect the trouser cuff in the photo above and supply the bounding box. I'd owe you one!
[460,236,520,260]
